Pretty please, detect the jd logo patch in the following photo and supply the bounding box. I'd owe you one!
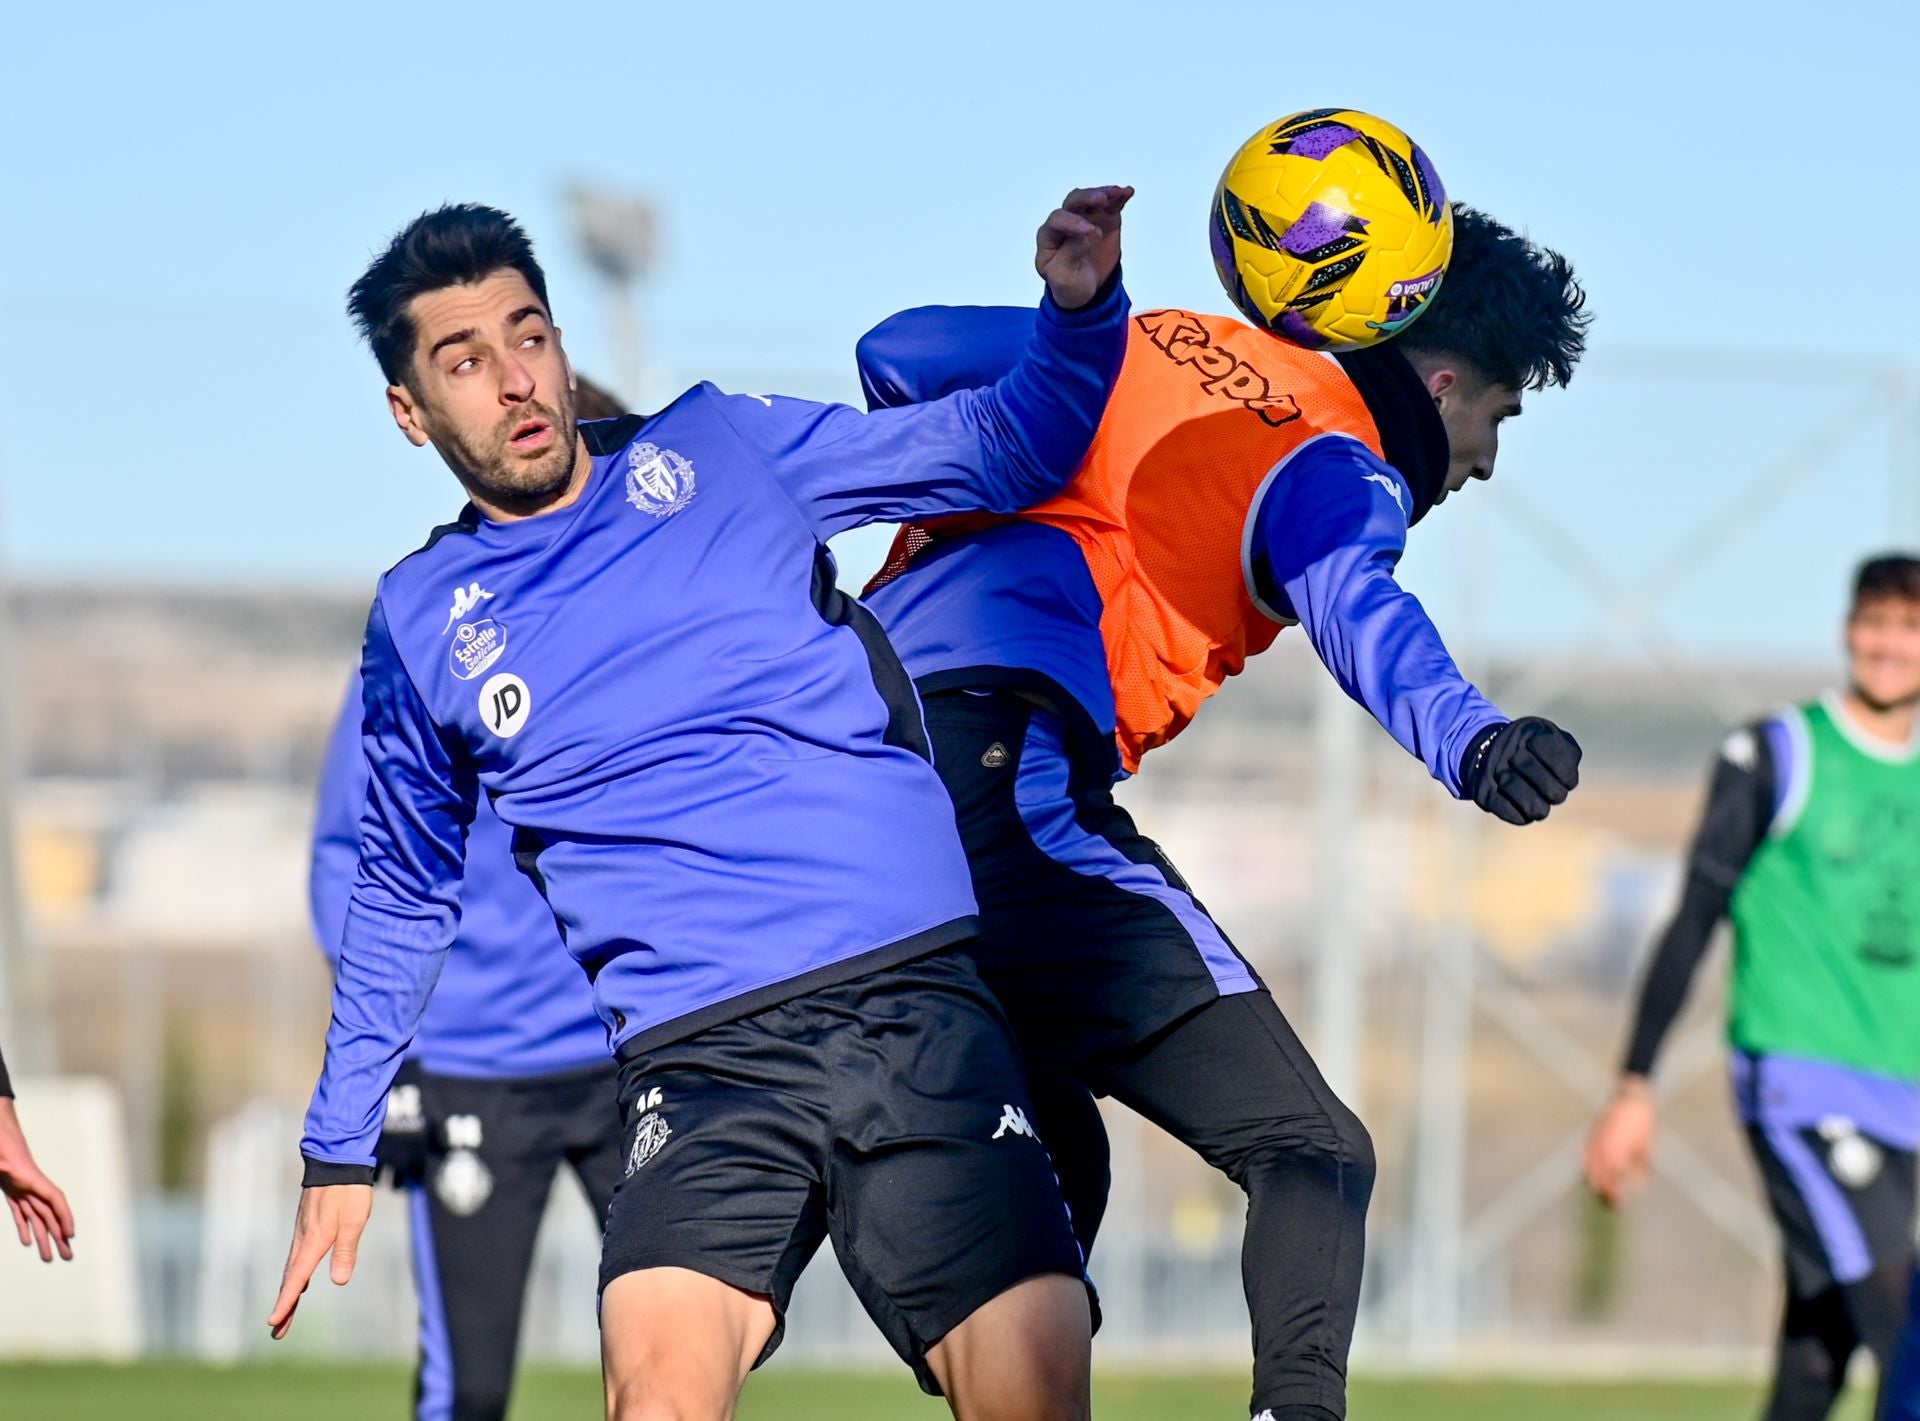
[479,672,531,739]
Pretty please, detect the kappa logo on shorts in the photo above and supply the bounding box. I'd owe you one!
[444,1114,483,1149]
[626,1111,672,1177]
[992,1104,1039,1142]
[981,742,1010,769]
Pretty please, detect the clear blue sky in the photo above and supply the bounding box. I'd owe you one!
[2,1,1914,661]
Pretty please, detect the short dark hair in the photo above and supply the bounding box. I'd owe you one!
[1398,204,1590,391]
[572,374,627,421]
[1852,553,1920,611]
[347,204,554,387]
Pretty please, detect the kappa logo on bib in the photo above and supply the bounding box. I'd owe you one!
[625,441,697,518]
[479,672,532,738]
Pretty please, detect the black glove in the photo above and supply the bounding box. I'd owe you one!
[1460,717,1582,826]
[373,1058,431,1189]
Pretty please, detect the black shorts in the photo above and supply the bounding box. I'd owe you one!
[408,1061,624,1421]
[598,949,1085,1393]
[1744,1111,1918,1298]
[921,690,1262,1073]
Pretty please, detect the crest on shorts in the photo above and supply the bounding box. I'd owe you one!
[625,442,696,518]
[435,1148,494,1216]
[1819,1116,1884,1189]
[625,1112,672,1177]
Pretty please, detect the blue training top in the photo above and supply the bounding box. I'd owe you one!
[300,278,1130,1174]
[312,669,607,1080]
[858,305,1503,793]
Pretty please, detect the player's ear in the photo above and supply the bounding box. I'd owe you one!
[388,383,432,449]
[1423,366,1459,404]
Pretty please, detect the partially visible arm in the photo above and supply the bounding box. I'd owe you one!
[856,305,1036,411]
[719,274,1128,537]
[298,599,474,1183]
[309,670,370,972]
[1254,442,1506,794]
[1619,728,1776,1079]
[0,1044,75,1262]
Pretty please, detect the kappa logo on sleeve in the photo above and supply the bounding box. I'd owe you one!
[1721,728,1758,772]
[1362,470,1409,518]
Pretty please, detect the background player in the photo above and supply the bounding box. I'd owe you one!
[860,196,1590,1421]
[1586,554,1920,1421]
[0,1039,74,1264]
[270,191,1130,1421]
[310,376,627,1421]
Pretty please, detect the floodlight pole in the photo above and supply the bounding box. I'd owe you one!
[568,186,658,409]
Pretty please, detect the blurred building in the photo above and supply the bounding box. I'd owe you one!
[5,582,1841,1365]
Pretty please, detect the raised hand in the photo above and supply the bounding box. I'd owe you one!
[267,1183,373,1339]
[0,1098,74,1263]
[1461,716,1582,826]
[1035,185,1132,311]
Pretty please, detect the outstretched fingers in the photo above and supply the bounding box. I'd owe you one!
[267,1228,329,1339]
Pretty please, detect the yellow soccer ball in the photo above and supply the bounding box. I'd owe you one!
[1210,109,1453,351]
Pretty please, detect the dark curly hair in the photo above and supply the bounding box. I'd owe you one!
[347,204,553,388]
[1853,553,1920,611]
[1397,204,1591,391]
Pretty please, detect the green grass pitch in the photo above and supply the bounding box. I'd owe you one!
[0,1363,1876,1420]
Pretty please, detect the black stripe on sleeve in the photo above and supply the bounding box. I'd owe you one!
[808,545,931,761]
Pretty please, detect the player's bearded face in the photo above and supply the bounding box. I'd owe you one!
[432,386,579,505]
[396,271,583,512]
[1846,596,1920,711]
